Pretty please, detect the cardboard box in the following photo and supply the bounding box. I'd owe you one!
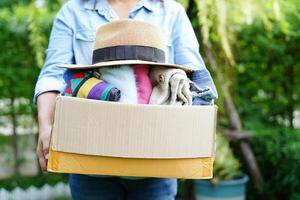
[48,96,217,179]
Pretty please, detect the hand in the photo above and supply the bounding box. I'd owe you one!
[36,124,52,170]
[36,92,58,170]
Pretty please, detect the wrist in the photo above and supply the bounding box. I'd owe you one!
[37,92,58,128]
[38,115,53,127]
[38,123,52,139]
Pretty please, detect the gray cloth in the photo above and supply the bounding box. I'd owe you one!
[149,67,192,105]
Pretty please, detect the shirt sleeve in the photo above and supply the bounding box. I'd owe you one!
[33,6,74,103]
[172,5,218,98]
[172,5,205,70]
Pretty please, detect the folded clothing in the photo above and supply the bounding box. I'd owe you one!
[187,70,218,105]
[132,64,153,104]
[98,66,138,104]
[149,67,192,105]
[189,82,216,105]
[63,69,120,101]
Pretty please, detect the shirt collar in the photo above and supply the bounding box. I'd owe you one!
[83,0,108,11]
[83,0,155,13]
[137,0,154,13]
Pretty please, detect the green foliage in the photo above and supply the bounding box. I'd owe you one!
[0,5,54,100]
[213,133,242,182]
[0,0,32,9]
[0,3,57,177]
[0,134,12,146]
[27,5,55,68]
[249,127,300,199]
[192,0,300,129]
[0,173,68,191]
[191,1,300,198]
[235,19,300,128]
[176,0,190,10]
[0,4,56,119]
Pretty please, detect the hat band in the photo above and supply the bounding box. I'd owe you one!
[92,45,165,64]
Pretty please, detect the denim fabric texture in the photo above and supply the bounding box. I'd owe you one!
[34,0,215,101]
[188,70,218,105]
[69,174,177,200]
[189,82,216,105]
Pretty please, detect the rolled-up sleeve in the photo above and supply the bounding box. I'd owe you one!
[33,6,74,103]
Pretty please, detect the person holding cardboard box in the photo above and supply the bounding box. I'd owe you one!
[34,0,217,199]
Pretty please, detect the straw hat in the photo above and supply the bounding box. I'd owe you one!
[58,19,191,71]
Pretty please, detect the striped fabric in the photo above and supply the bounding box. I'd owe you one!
[63,70,120,101]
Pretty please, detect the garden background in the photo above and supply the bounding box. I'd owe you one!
[0,0,299,199]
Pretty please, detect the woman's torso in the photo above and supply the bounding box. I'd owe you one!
[61,0,183,66]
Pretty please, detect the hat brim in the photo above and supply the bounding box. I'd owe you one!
[58,60,192,72]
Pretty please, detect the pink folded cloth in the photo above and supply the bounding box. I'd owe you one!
[133,64,153,104]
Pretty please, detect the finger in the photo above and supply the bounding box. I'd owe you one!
[39,155,47,171]
[42,138,50,162]
[42,143,49,157]
[36,140,47,170]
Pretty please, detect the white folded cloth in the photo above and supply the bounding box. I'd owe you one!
[99,65,138,104]
[149,67,192,105]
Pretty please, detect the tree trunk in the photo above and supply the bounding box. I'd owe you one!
[10,97,19,176]
[201,41,264,185]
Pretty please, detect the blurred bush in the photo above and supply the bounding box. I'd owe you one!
[232,5,300,198]
[0,0,32,9]
[249,127,300,200]
[213,133,242,181]
[235,19,300,129]
[189,0,300,198]
[0,5,54,101]
[0,2,56,177]
[0,173,68,191]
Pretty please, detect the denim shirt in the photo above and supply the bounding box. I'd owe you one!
[34,0,217,101]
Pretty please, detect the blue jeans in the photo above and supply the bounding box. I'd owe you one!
[69,174,177,200]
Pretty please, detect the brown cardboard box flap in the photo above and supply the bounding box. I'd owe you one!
[51,96,217,159]
[48,149,214,179]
